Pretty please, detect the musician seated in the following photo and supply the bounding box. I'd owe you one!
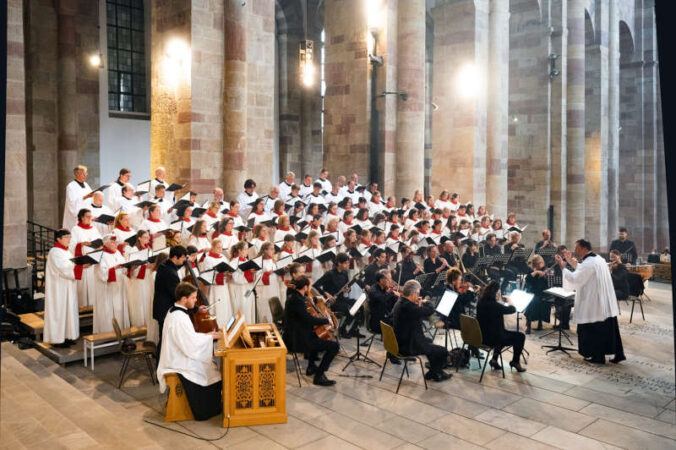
[283,275,339,386]
[523,255,551,334]
[157,282,222,421]
[424,246,450,275]
[392,280,452,382]
[394,246,424,284]
[461,240,479,270]
[476,281,526,372]
[438,268,477,331]
[439,241,457,268]
[552,245,573,330]
[314,252,364,339]
[364,249,389,289]
[609,250,630,301]
[367,270,401,364]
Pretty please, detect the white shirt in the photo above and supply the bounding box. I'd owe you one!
[278,181,294,201]
[317,178,332,193]
[237,191,259,219]
[157,304,220,393]
[63,180,92,230]
[562,253,619,324]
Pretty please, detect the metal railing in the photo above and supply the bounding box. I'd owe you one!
[27,220,57,292]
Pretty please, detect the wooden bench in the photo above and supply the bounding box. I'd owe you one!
[19,306,94,341]
[83,325,147,370]
[164,373,194,422]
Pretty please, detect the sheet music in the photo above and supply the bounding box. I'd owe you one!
[543,287,576,299]
[349,282,363,300]
[349,293,367,316]
[509,289,534,313]
[436,290,459,317]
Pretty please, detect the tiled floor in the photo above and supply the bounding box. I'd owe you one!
[1,282,674,449]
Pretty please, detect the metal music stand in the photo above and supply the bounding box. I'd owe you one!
[415,272,437,295]
[540,289,576,356]
[536,247,557,265]
[342,293,381,371]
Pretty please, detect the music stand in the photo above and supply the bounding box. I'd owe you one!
[342,293,381,371]
[536,247,557,265]
[414,272,437,295]
[541,287,577,356]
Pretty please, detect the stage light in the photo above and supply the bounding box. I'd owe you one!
[456,63,480,100]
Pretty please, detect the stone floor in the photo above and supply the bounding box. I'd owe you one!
[1,282,674,449]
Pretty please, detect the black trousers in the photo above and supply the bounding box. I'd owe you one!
[177,374,222,421]
[492,330,525,363]
[425,344,448,374]
[157,318,165,358]
[333,297,363,333]
[306,337,339,377]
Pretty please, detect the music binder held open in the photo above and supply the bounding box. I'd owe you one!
[436,290,459,317]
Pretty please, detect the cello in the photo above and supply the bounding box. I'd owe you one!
[306,287,339,341]
[182,259,219,333]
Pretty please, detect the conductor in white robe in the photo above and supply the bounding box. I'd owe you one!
[63,165,93,230]
[43,229,85,346]
[157,282,222,421]
[556,239,625,364]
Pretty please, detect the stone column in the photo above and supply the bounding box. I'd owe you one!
[486,0,509,219]
[57,1,79,218]
[549,0,568,244]
[4,0,28,268]
[223,0,247,199]
[395,0,425,200]
[565,0,585,243]
[607,0,620,247]
[322,0,370,182]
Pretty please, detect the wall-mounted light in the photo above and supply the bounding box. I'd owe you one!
[512,115,519,123]
[456,63,480,100]
[300,40,315,87]
[89,52,104,69]
[549,53,560,78]
[366,0,383,33]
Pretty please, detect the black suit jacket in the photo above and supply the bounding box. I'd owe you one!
[392,298,436,356]
[283,288,329,353]
[367,284,397,331]
[476,299,516,346]
[153,260,181,323]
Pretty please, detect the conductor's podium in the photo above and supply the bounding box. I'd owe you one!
[215,314,287,428]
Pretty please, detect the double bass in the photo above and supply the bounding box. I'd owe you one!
[182,260,219,333]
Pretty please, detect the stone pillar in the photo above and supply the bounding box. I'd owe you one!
[565,0,585,243]
[549,0,568,244]
[607,0,620,247]
[378,0,398,194]
[395,0,425,200]
[424,17,433,196]
[322,0,370,182]
[431,0,488,205]
[4,0,28,268]
[57,1,79,218]
[223,0,247,199]
[486,0,509,219]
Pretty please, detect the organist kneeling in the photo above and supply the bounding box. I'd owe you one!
[157,282,222,421]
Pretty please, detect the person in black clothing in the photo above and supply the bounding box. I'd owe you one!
[394,245,424,284]
[476,281,526,372]
[609,250,630,301]
[534,229,557,266]
[523,255,551,334]
[551,245,573,330]
[283,275,339,386]
[609,227,638,265]
[368,270,401,364]
[364,249,389,288]
[424,246,450,275]
[501,232,528,291]
[439,241,458,268]
[438,268,477,331]
[392,280,452,382]
[152,245,207,356]
[483,233,503,282]
[314,252,363,338]
[461,240,479,270]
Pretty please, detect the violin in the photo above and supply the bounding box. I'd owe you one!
[456,281,478,294]
[306,287,338,341]
[182,260,219,333]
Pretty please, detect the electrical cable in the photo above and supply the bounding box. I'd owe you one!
[142,414,230,442]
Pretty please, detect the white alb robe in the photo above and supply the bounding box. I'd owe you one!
[278,181,293,201]
[69,223,101,308]
[126,261,153,327]
[237,191,259,219]
[200,253,233,327]
[63,180,92,230]
[106,181,125,210]
[87,202,114,236]
[43,246,80,343]
[228,257,255,323]
[139,218,167,250]
[563,253,619,324]
[157,305,220,393]
[94,250,129,333]
[255,258,281,323]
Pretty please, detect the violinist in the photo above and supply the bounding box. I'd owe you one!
[367,271,400,361]
[609,249,630,302]
[157,282,222,421]
[153,245,206,356]
[523,255,551,334]
[437,268,478,351]
[283,275,339,386]
[364,248,389,288]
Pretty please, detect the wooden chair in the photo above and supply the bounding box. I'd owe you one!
[459,315,510,383]
[268,296,284,329]
[379,321,428,394]
[112,318,157,388]
[163,373,194,422]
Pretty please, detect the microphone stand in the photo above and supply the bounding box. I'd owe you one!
[245,272,264,323]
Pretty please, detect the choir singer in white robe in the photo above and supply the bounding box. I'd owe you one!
[95,234,130,333]
[157,282,222,421]
[44,229,85,346]
[69,208,101,308]
[556,239,625,364]
[63,165,93,230]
